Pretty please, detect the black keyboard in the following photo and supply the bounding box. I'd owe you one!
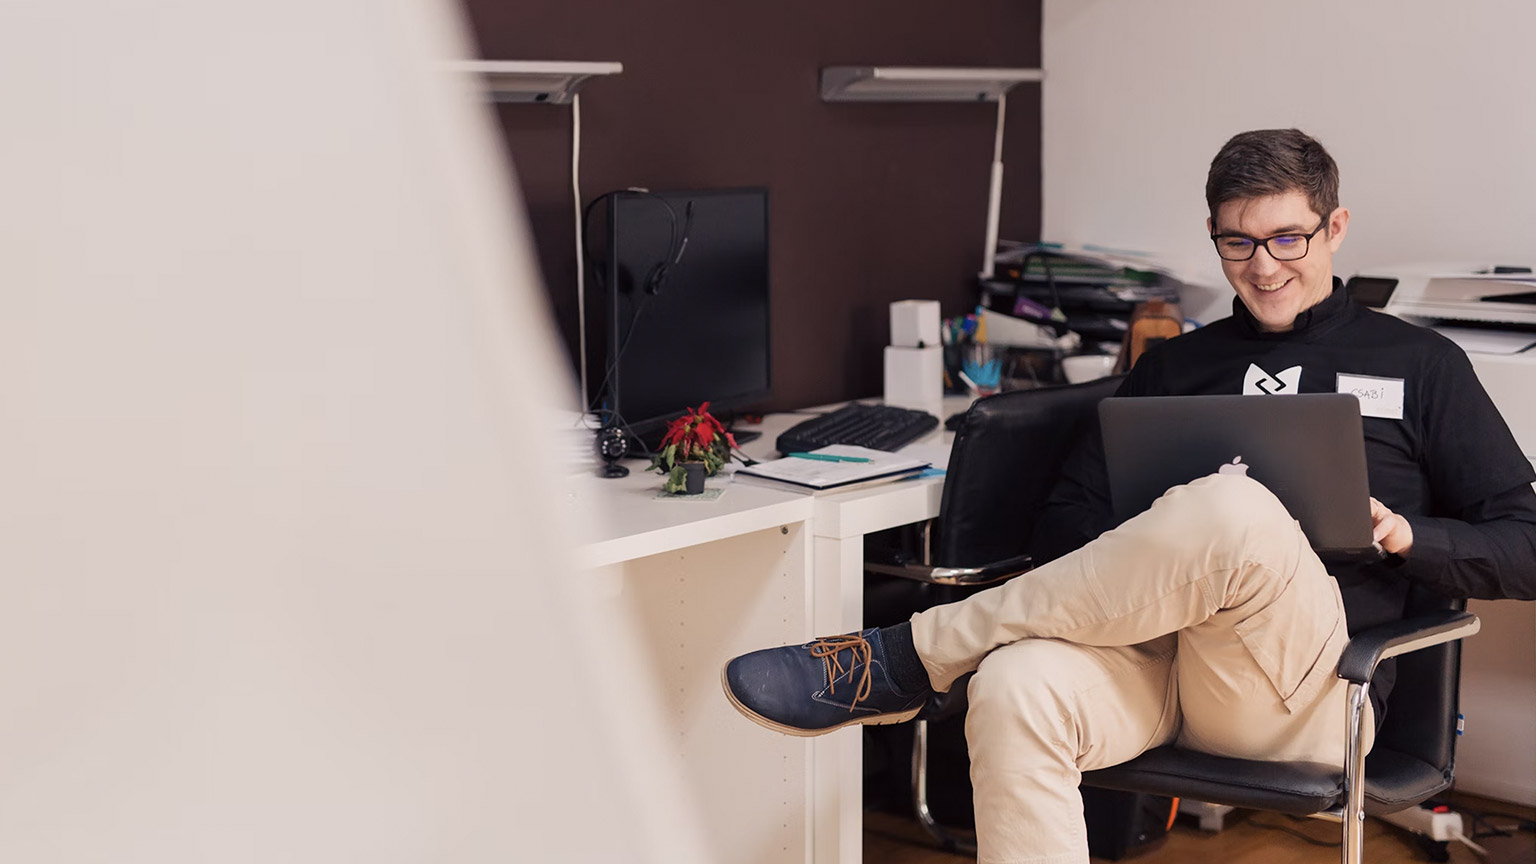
[776,403,940,454]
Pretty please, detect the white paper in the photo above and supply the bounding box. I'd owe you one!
[1337,373,1406,420]
[735,444,930,489]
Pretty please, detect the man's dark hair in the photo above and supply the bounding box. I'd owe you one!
[1206,129,1339,229]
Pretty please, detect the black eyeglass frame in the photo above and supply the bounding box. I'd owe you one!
[1210,215,1331,262]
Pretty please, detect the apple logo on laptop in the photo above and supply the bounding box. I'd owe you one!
[1218,456,1249,477]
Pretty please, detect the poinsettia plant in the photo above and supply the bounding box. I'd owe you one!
[649,402,742,493]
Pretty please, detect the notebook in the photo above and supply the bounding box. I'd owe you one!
[1099,394,1382,562]
[732,444,930,494]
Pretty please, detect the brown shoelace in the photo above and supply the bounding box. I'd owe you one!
[809,633,873,710]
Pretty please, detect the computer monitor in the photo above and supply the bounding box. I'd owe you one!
[591,187,771,451]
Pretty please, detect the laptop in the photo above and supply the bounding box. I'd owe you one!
[1099,394,1382,563]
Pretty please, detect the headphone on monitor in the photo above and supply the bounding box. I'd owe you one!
[639,194,693,296]
[581,188,695,297]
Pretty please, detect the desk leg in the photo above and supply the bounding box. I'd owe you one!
[583,524,816,863]
[811,535,866,864]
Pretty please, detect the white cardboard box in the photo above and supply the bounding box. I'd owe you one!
[890,300,941,349]
[884,345,943,414]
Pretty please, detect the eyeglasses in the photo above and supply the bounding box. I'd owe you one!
[1210,216,1329,262]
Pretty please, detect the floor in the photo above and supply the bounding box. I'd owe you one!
[864,791,1535,864]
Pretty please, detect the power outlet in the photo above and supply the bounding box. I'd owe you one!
[1377,806,1464,842]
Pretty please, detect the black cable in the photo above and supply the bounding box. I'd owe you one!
[577,189,625,424]
[581,187,684,296]
[580,191,616,297]
[576,189,707,464]
[1445,786,1536,838]
[674,199,694,267]
[579,188,687,425]
[1012,248,1069,333]
[584,292,651,416]
[1038,255,1068,336]
[1244,816,1342,847]
[1463,807,1535,838]
[1469,809,1513,838]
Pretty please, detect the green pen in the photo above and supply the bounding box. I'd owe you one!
[787,452,872,463]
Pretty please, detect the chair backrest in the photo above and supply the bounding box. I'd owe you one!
[1373,586,1467,778]
[935,376,1123,568]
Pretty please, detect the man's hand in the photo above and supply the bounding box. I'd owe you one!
[1369,497,1414,557]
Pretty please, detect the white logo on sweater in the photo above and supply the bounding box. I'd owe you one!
[1243,364,1301,395]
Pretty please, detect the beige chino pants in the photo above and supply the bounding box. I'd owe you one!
[910,473,1373,864]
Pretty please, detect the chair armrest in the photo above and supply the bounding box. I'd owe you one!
[1335,610,1480,684]
[864,553,1035,587]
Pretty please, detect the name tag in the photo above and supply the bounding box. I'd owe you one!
[1336,373,1405,420]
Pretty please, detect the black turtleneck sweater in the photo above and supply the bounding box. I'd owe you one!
[1033,280,1536,718]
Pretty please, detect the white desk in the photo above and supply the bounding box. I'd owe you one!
[564,400,966,864]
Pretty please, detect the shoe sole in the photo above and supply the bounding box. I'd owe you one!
[719,664,923,738]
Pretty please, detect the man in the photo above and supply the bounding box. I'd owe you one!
[722,129,1536,863]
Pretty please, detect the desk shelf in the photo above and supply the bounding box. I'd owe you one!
[452,60,622,104]
[820,66,1043,102]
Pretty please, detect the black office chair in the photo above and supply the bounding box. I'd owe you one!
[1081,584,1478,864]
[863,375,1125,853]
[863,375,1481,864]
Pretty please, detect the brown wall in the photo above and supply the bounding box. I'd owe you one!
[463,0,1042,412]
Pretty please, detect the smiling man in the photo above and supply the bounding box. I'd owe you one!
[1207,130,1348,332]
[722,129,1536,864]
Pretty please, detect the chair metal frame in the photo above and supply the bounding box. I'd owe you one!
[893,533,1481,862]
[1078,602,1479,864]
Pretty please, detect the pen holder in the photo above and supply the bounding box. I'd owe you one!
[961,343,1002,395]
[942,342,967,395]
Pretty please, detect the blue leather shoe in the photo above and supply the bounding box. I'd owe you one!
[722,629,932,737]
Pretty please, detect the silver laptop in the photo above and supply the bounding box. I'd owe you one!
[1099,394,1382,562]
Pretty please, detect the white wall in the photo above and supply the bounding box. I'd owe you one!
[1462,597,1536,805]
[1043,0,1536,324]
[1042,0,1536,807]
[0,1,694,860]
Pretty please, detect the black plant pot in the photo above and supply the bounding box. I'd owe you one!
[682,461,707,494]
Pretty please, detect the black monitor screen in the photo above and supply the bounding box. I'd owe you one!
[596,188,770,441]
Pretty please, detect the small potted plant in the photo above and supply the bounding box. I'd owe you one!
[650,402,741,494]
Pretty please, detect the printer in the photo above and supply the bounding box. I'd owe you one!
[1348,265,1536,357]
[1347,267,1536,459]
[1348,266,1536,328]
